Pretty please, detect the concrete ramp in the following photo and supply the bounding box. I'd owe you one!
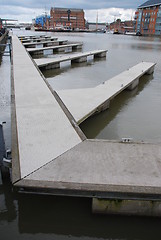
[57,62,156,124]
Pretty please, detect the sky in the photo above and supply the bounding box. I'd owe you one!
[0,0,144,23]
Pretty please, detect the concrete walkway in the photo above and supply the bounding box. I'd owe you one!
[23,39,65,48]
[15,139,161,199]
[57,62,155,124]
[21,36,56,43]
[12,35,83,182]
[27,43,83,55]
[18,34,46,39]
[11,35,161,216]
[34,50,107,69]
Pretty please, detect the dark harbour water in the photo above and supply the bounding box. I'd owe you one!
[0,29,161,240]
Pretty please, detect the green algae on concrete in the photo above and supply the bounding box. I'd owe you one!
[92,198,161,216]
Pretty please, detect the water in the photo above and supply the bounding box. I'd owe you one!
[0,29,161,239]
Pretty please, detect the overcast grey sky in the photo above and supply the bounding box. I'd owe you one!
[0,0,144,23]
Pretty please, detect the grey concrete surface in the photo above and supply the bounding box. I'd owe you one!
[18,35,46,39]
[92,198,161,217]
[11,35,161,212]
[16,139,161,198]
[27,43,83,54]
[57,62,156,124]
[23,39,65,48]
[34,50,107,69]
[12,35,82,180]
[20,37,55,43]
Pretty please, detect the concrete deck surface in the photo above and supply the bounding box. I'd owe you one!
[23,39,63,47]
[21,36,55,43]
[12,35,161,203]
[27,43,83,53]
[34,50,107,67]
[57,62,155,124]
[18,35,46,39]
[12,35,82,181]
[15,139,161,198]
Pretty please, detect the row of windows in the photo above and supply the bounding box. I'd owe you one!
[143,11,156,16]
[142,23,154,27]
[143,6,157,10]
[141,5,161,11]
[51,13,84,17]
[142,18,155,23]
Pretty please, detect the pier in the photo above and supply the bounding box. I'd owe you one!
[27,42,83,55]
[35,50,107,70]
[23,39,67,48]
[57,62,155,124]
[20,36,57,43]
[11,34,161,217]
[18,34,47,39]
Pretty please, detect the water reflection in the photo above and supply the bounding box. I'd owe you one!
[44,58,106,91]
[43,58,95,78]
[80,74,153,139]
[1,30,161,240]
[0,168,16,222]
[17,193,161,240]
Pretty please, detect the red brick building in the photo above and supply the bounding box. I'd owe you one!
[134,0,161,35]
[50,7,85,30]
[0,18,2,29]
[110,19,134,33]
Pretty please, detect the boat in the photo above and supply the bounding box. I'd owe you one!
[25,26,31,30]
[124,31,136,36]
[113,29,121,34]
[136,31,142,36]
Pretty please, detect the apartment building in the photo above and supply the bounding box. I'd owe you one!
[135,0,161,35]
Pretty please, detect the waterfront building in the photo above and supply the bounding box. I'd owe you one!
[50,7,85,30]
[135,0,161,35]
[35,15,50,29]
[87,22,107,31]
[109,20,135,34]
[0,18,2,29]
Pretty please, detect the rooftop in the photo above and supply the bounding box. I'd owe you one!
[51,7,84,12]
[138,0,161,8]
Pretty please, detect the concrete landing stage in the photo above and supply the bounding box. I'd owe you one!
[11,35,161,216]
[12,35,83,182]
[58,62,156,124]
[34,50,107,70]
[23,39,65,48]
[15,139,161,200]
[27,43,83,56]
[20,36,57,43]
